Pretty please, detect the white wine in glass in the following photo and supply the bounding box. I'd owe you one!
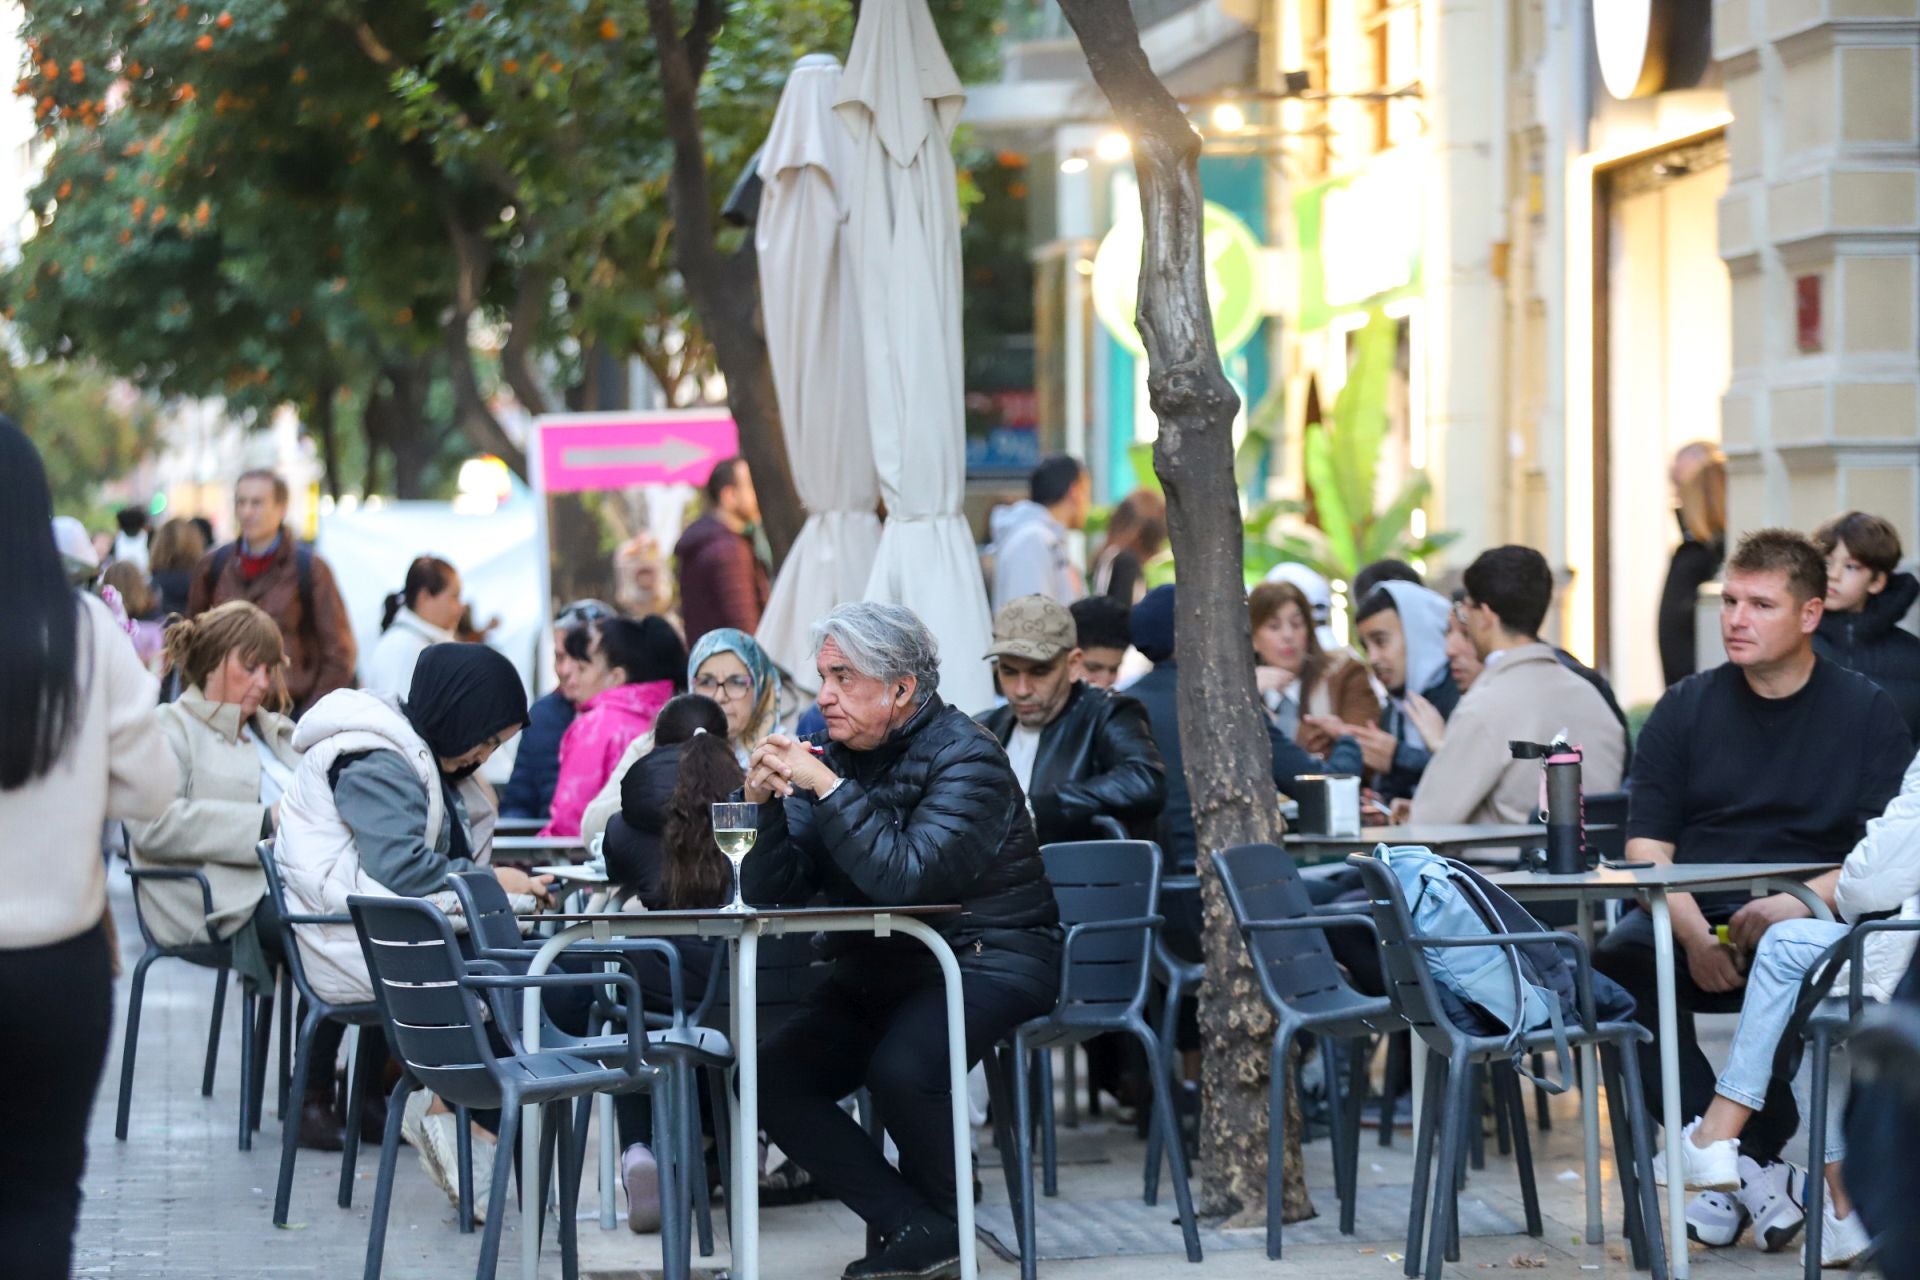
[711,801,758,914]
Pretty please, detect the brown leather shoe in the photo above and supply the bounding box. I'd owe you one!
[298,1092,344,1152]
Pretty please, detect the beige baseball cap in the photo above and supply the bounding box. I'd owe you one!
[985,595,1078,663]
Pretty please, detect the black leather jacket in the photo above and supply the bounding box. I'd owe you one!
[742,695,1062,1002]
[976,681,1166,844]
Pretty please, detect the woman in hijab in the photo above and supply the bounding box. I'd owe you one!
[275,643,546,1208]
[578,627,783,848]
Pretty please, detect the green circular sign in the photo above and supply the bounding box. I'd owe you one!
[1091,200,1264,360]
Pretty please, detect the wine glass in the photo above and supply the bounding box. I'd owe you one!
[711,801,758,914]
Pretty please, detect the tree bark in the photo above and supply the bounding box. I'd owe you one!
[640,0,802,568]
[1054,0,1307,1228]
[310,371,341,501]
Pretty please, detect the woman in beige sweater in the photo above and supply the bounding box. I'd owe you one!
[0,419,175,1279]
[130,602,299,967]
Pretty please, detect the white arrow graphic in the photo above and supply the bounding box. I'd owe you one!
[561,437,710,471]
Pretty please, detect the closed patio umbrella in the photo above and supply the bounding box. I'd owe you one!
[836,0,994,713]
[754,53,882,690]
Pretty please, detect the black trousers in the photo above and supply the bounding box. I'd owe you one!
[1594,907,1799,1163]
[758,965,1052,1236]
[0,922,114,1280]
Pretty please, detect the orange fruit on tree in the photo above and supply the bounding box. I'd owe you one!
[502,57,520,74]
[195,34,213,50]
[216,10,232,27]
[69,60,84,82]
[599,17,618,38]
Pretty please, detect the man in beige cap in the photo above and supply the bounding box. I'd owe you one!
[975,595,1166,844]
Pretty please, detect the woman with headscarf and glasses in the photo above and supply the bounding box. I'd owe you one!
[578,627,785,849]
[274,643,546,1210]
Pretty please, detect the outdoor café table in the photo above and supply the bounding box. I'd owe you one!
[490,833,589,860]
[1483,861,1838,1278]
[516,904,973,1280]
[1283,822,1547,867]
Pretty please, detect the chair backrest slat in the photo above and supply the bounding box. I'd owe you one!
[446,871,525,954]
[1041,840,1160,1013]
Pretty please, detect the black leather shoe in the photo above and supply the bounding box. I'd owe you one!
[298,1093,344,1152]
[843,1208,960,1280]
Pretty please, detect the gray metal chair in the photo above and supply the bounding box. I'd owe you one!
[254,840,386,1227]
[114,860,280,1152]
[445,870,732,1253]
[987,838,1201,1280]
[1214,842,1405,1258]
[348,894,680,1280]
[1346,851,1666,1280]
[1796,917,1920,1279]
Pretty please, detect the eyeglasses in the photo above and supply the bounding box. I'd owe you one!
[693,674,754,700]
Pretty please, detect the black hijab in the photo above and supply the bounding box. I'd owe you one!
[405,643,530,764]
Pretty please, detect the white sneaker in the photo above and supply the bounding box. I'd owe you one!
[1654,1118,1740,1191]
[400,1088,432,1149]
[1685,1191,1750,1247]
[418,1111,487,1223]
[1736,1155,1806,1253]
[1801,1201,1872,1269]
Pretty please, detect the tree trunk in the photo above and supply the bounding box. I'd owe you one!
[1055,0,1307,1228]
[641,0,802,568]
[310,372,341,501]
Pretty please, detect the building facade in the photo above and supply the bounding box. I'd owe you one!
[1261,0,1920,707]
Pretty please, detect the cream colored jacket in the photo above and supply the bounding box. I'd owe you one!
[127,688,299,946]
[0,595,176,949]
[1410,643,1627,828]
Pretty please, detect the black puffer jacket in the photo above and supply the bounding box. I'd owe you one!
[976,681,1166,843]
[1815,572,1920,741]
[742,695,1061,1002]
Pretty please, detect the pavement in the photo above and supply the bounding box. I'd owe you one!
[80,864,1816,1279]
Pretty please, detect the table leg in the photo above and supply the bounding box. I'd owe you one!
[891,917,979,1280]
[1648,890,1686,1280]
[1575,896,1602,1244]
[1411,1034,1427,1138]
[733,927,760,1280]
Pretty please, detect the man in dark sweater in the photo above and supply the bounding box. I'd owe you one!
[1597,529,1911,1250]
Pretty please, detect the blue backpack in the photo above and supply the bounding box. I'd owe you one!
[1378,844,1635,1092]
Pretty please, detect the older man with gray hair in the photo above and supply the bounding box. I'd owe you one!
[743,602,1061,1280]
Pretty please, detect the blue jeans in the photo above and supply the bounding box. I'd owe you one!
[1716,918,1851,1164]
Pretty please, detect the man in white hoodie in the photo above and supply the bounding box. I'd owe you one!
[990,454,1090,612]
[1660,744,1920,1266]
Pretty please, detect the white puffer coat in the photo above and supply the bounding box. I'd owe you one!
[274,688,494,1004]
[1834,746,1920,1003]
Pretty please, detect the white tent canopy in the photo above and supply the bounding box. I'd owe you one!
[836,0,995,713]
[754,53,882,692]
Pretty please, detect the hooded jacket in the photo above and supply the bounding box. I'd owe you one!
[129,688,299,946]
[975,681,1167,843]
[501,690,573,819]
[675,513,770,645]
[1815,572,1920,742]
[990,500,1081,612]
[544,680,675,838]
[1372,581,1462,800]
[1834,745,1920,1002]
[274,688,495,1003]
[741,695,1062,1003]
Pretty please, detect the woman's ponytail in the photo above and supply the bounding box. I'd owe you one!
[659,730,745,909]
[380,589,404,633]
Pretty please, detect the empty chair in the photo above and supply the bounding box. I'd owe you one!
[1214,842,1405,1259]
[1346,851,1666,1280]
[988,839,1201,1280]
[114,856,279,1151]
[348,894,681,1280]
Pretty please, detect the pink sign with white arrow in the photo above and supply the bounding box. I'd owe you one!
[535,411,739,493]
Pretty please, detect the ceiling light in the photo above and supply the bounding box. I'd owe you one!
[1094,131,1131,162]
[1059,155,1089,175]
[1210,102,1248,133]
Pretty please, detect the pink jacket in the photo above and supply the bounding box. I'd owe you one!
[543,680,675,838]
